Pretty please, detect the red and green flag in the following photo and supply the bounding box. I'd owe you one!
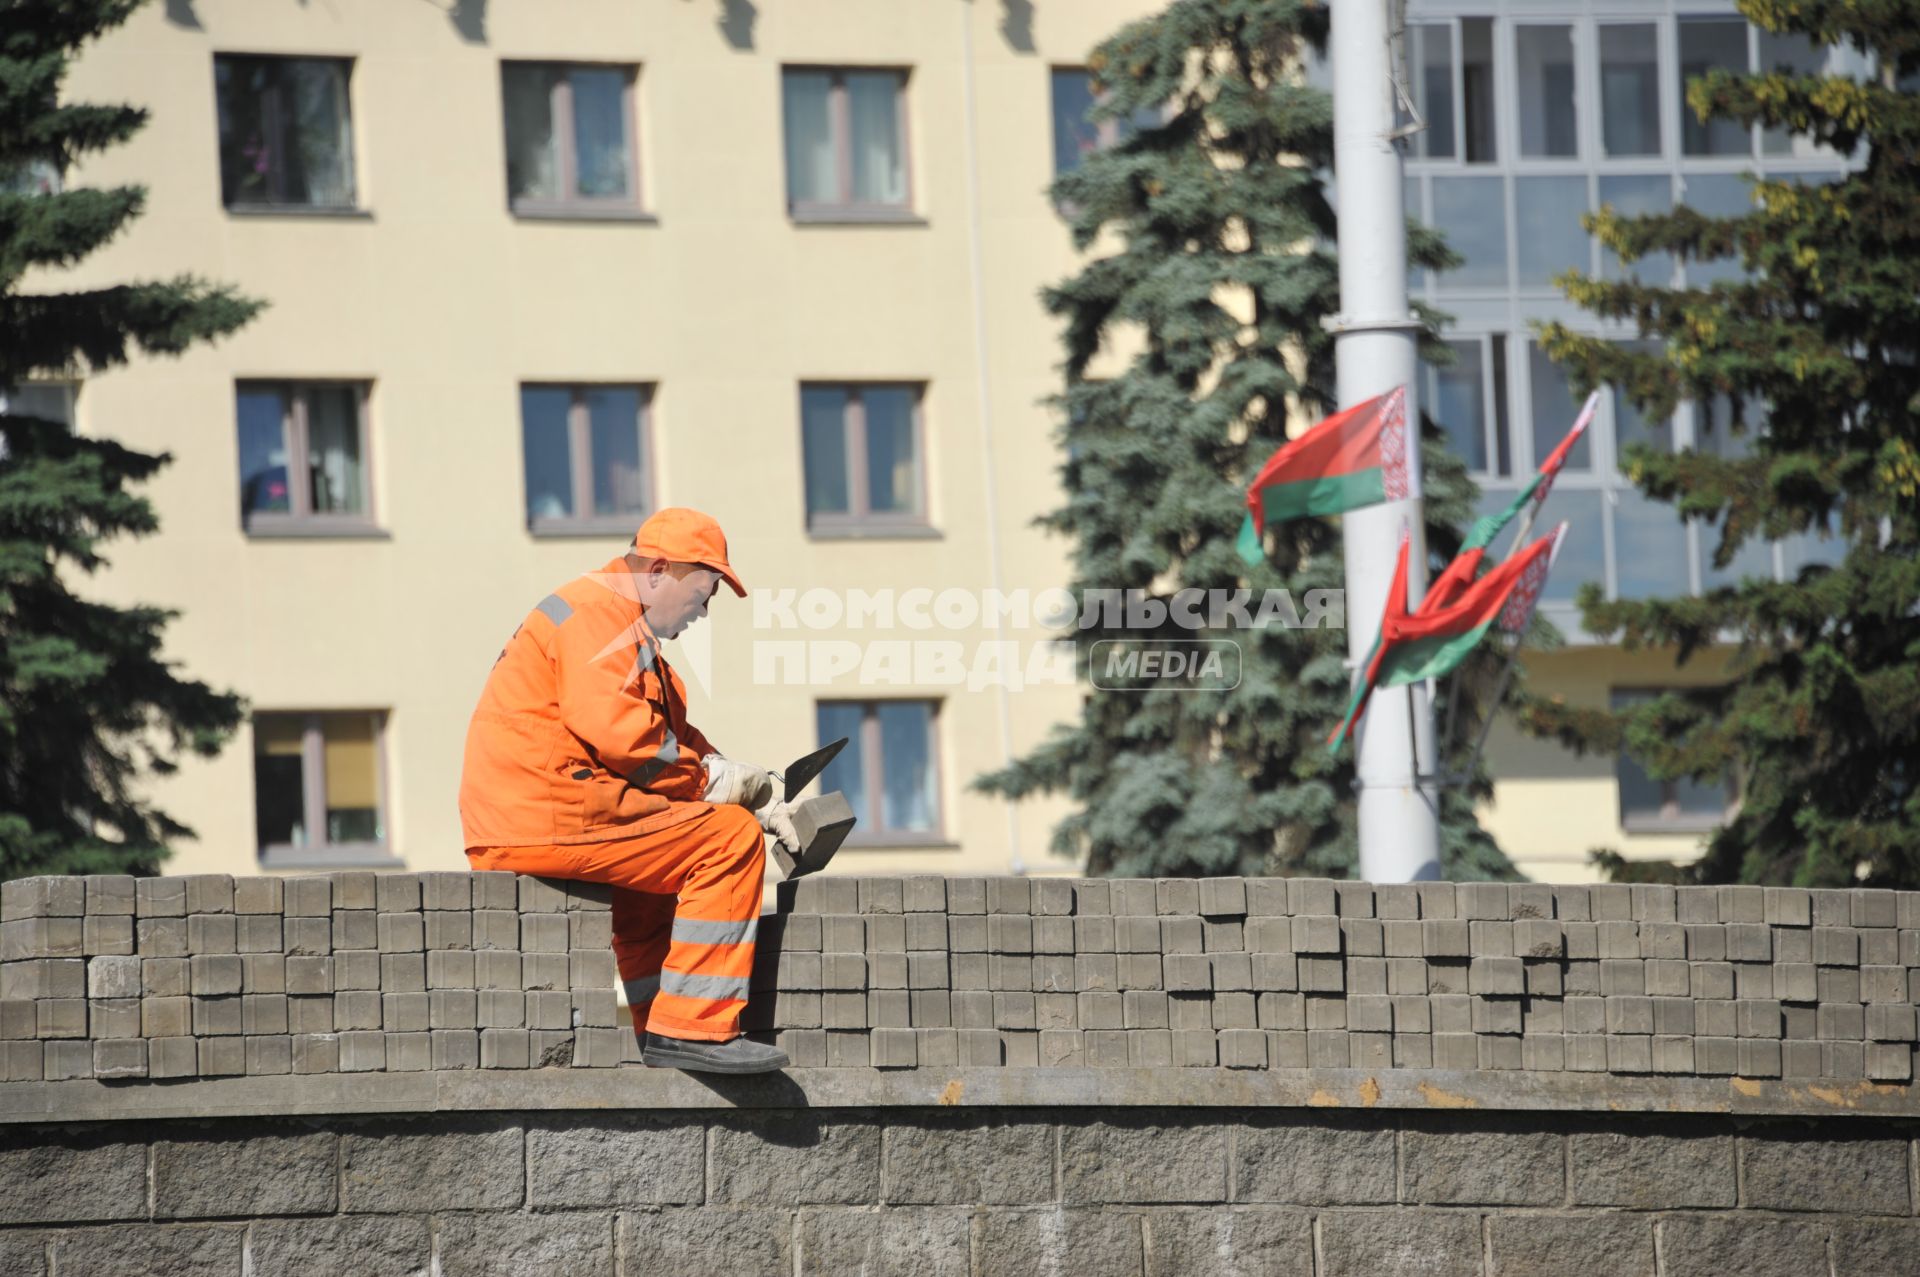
[1236,386,1411,565]
[1422,389,1597,613]
[1327,522,1567,751]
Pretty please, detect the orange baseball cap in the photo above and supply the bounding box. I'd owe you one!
[633,507,746,597]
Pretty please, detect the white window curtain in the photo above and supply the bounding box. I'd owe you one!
[847,72,905,205]
[570,69,631,198]
[306,387,363,515]
[289,61,356,208]
[783,72,835,204]
[504,67,562,200]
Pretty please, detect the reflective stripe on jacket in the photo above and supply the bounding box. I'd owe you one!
[459,558,717,849]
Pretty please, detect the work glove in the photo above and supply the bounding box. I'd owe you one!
[703,756,800,857]
[702,755,774,809]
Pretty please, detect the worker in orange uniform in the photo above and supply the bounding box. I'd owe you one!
[460,508,796,1073]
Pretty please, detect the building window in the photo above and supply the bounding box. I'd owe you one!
[501,62,641,215]
[0,382,75,427]
[1677,18,1751,157]
[1599,23,1662,157]
[816,700,942,842]
[1612,690,1734,831]
[214,55,357,210]
[236,382,374,534]
[800,384,927,535]
[520,384,652,534]
[782,67,910,218]
[254,711,391,865]
[1049,68,1161,178]
[1514,23,1579,158]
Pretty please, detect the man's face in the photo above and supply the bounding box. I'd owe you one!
[640,561,721,640]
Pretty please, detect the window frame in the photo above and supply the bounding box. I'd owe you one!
[500,60,648,220]
[820,698,947,846]
[782,65,916,222]
[520,382,657,537]
[213,53,361,214]
[236,380,381,538]
[799,382,934,538]
[254,710,398,868]
[1610,688,1738,833]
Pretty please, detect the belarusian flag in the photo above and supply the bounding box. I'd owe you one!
[1327,522,1567,751]
[1236,386,1411,565]
[1420,388,1597,612]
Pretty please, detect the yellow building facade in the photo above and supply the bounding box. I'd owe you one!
[39,0,1793,884]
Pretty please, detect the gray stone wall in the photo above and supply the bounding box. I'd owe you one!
[2,1108,1915,1275]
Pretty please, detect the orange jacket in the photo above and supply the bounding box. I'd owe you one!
[460,558,718,849]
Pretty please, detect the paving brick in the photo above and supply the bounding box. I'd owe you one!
[369,874,422,913]
[181,875,233,915]
[186,914,236,955]
[282,917,331,958]
[147,1036,195,1078]
[81,915,133,957]
[1417,882,1458,920]
[379,953,425,993]
[1422,919,1469,957]
[195,1036,244,1077]
[131,877,186,920]
[1739,1038,1783,1077]
[986,878,1030,915]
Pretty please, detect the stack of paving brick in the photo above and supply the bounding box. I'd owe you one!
[0,871,624,1081]
[758,876,1920,1081]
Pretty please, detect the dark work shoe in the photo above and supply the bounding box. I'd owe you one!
[641,1032,789,1074]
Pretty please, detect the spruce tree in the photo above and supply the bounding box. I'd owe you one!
[975,0,1518,880]
[0,0,261,878]
[1528,2,1920,887]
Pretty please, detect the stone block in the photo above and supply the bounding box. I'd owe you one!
[283,916,331,957]
[35,996,85,1037]
[433,1029,480,1067]
[91,1038,146,1079]
[241,993,287,1035]
[146,1037,194,1078]
[1423,919,1469,957]
[195,1036,244,1076]
[249,1215,430,1277]
[472,910,518,952]
[241,953,285,994]
[140,956,188,998]
[288,995,333,1035]
[708,1115,878,1205]
[152,1129,337,1218]
[1127,1028,1171,1067]
[180,875,232,915]
[1569,1129,1734,1208]
[331,910,376,952]
[1062,1118,1226,1204]
[523,952,570,991]
[81,915,133,957]
[131,877,186,920]
[245,1029,289,1067]
[1469,956,1524,995]
[382,992,429,1032]
[285,955,331,996]
[0,1040,42,1080]
[1335,882,1374,919]
[1741,1130,1910,1214]
[1866,1041,1911,1080]
[1237,1119,1394,1204]
[1403,1125,1563,1205]
[340,1122,523,1211]
[333,990,381,1031]
[1739,1038,1783,1078]
[975,1210,1142,1277]
[1824,1039,1865,1078]
[1606,1034,1652,1073]
[85,954,141,1000]
[476,1026,529,1069]
[1488,1214,1654,1277]
[1320,1210,1480,1277]
[231,915,280,954]
[422,910,472,951]
[1658,1214,1826,1277]
[427,949,477,991]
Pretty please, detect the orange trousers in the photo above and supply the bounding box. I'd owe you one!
[467,803,765,1041]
